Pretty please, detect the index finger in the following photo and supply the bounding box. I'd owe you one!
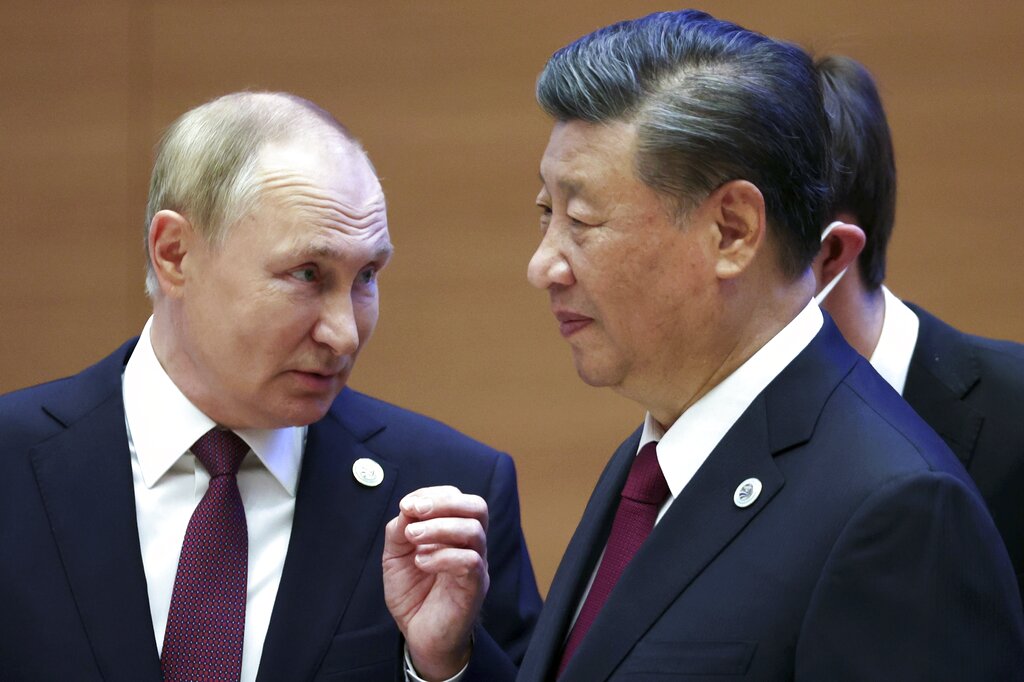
[399,486,489,531]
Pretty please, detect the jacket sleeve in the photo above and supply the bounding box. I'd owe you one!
[465,452,543,680]
[396,452,542,682]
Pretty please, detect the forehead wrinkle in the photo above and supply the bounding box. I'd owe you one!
[258,171,386,215]
[287,195,387,231]
[540,158,601,204]
[256,170,388,235]
[545,120,640,199]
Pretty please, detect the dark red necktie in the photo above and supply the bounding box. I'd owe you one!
[161,429,250,682]
[558,441,669,677]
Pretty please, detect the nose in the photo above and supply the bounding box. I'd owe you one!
[527,230,574,290]
[313,290,361,356]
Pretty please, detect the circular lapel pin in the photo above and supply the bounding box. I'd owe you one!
[733,478,762,508]
[352,458,385,487]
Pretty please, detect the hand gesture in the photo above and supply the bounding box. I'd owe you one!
[383,486,489,681]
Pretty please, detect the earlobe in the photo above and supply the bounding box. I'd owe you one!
[710,180,766,279]
[149,210,194,297]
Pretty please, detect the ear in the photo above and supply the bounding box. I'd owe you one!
[148,210,196,298]
[811,221,866,293]
[706,180,766,280]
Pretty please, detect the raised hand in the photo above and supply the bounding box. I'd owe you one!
[383,486,490,681]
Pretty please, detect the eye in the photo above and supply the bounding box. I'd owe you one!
[537,203,552,230]
[290,266,319,283]
[356,266,378,286]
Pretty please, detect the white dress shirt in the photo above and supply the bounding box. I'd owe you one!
[641,300,823,513]
[867,286,920,396]
[123,317,304,682]
[569,300,824,627]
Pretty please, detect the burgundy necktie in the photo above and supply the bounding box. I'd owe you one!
[161,429,250,682]
[558,441,669,677]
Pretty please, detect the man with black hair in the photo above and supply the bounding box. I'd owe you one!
[510,11,1022,680]
[811,54,1024,606]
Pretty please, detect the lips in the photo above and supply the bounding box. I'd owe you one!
[553,310,593,337]
[290,368,344,392]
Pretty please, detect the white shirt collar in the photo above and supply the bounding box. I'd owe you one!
[640,300,823,497]
[868,286,920,396]
[123,316,304,494]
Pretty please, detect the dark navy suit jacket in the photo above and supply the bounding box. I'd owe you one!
[905,303,1024,602]
[517,319,1024,681]
[0,339,541,681]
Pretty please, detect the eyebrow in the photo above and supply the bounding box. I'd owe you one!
[300,242,394,262]
[538,172,585,198]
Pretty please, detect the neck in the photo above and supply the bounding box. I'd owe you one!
[639,269,816,427]
[150,300,222,425]
[149,301,176,375]
[821,271,886,359]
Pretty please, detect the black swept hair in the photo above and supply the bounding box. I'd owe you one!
[537,9,832,278]
[816,55,896,290]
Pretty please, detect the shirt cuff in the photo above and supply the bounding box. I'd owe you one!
[403,644,468,682]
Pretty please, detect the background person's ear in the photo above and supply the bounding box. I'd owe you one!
[811,221,866,296]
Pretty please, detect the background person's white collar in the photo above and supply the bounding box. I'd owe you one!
[867,286,920,396]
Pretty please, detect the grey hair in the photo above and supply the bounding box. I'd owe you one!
[537,10,831,278]
[143,91,358,297]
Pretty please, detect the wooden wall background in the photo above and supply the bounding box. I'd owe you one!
[2,1,1022,595]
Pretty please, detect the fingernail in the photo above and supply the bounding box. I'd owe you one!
[414,498,433,515]
[408,524,424,537]
[415,553,431,565]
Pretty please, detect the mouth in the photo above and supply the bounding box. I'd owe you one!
[553,310,593,338]
[289,368,345,392]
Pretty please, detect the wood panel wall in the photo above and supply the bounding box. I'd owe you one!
[2,1,1022,594]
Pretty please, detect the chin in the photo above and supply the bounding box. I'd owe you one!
[572,360,619,389]
[257,397,335,428]
[290,403,335,427]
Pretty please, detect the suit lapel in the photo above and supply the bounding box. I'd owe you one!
[257,400,398,681]
[553,319,855,682]
[518,433,640,680]
[904,304,983,467]
[560,401,784,682]
[29,342,162,680]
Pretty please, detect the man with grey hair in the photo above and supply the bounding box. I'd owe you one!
[505,10,1019,680]
[0,91,540,681]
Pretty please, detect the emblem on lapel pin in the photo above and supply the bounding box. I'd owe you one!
[733,478,762,508]
[352,458,385,487]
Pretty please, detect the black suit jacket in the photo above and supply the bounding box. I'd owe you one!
[904,302,1024,602]
[517,319,1023,681]
[0,339,541,681]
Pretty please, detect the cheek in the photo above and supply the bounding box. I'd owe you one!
[241,288,315,345]
[354,295,380,339]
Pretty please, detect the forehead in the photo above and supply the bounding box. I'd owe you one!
[540,120,638,193]
[248,136,389,241]
[255,135,382,204]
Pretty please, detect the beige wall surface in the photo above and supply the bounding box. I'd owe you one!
[2,1,1022,594]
